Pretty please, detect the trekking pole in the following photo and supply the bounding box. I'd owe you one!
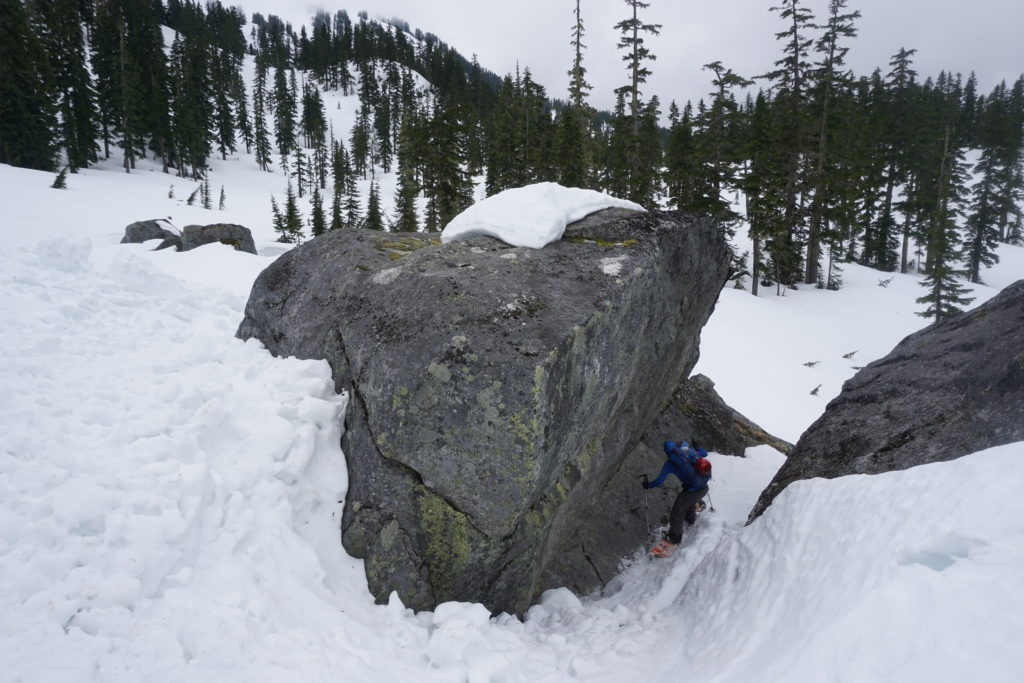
[706,491,716,512]
[637,475,651,545]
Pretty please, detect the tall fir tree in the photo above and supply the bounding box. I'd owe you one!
[760,0,815,287]
[804,0,859,286]
[252,57,273,171]
[915,73,973,321]
[0,0,58,170]
[613,0,661,204]
[697,61,753,226]
[364,179,384,231]
[392,119,420,232]
[664,100,700,209]
[423,104,474,232]
[560,0,595,187]
[29,0,100,172]
[310,185,326,237]
[272,66,296,160]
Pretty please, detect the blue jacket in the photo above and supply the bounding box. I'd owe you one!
[646,441,710,491]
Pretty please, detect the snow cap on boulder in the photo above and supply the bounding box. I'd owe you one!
[440,182,645,249]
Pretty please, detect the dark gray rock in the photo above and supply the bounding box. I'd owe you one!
[237,209,730,615]
[749,279,1024,521]
[180,223,257,255]
[120,219,181,251]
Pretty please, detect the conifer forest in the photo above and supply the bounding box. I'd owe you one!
[2,0,1022,320]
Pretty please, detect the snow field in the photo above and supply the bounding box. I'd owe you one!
[3,155,1023,680]
[661,442,1024,683]
[0,230,354,680]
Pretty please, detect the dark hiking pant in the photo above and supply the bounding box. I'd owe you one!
[667,486,709,544]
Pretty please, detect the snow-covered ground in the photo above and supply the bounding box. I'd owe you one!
[3,155,1023,681]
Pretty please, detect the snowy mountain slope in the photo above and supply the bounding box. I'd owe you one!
[695,248,1023,443]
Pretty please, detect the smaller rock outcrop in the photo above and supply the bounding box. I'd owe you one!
[643,374,793,457]
[749,279,1024,521]
[120,219,181,251]
[180,223,257,254]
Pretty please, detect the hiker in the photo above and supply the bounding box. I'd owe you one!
[642,440,712,557]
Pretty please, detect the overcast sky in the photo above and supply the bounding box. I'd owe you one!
[241,0,1024,111]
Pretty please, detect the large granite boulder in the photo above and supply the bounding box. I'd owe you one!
[180,223,257,254]
[749,279,1024,521]
[237,208,730,615]
[120,219,181,251]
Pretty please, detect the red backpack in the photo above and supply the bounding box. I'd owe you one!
[694,457,712,477]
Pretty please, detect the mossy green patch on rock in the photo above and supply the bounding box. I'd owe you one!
[567,236,639,247]
[373,235,441,259]
[428,362,453,383]
[417,488,472,598]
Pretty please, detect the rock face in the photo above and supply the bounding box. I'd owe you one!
[180,223,257,254]
[237,208,730,615]
[120,219,181,251]
[750,279,1024,521]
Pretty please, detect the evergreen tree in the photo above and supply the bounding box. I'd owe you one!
[29,0,100,171]
[560,0,595,187]
[281,180,303,241]
[201,174,212,209]
[91,0,170,173]
[804,0,859,286]
[273,66,296,158]
[219,185,226,210]
[915,73,973,321]
[168,29,212,177]
[0,0,58,170]
[349,108,371,177]
[252,57,273,171]
[271,194,285,235]
[664,101,700,209]
[212,50,237,160]
[51,166,69,189]
[310,185,326,236]
[996,77,1024,244]
[365,179,384,231]
[423,104,474,232]
[392,120,420,232]
[293,140,307,197]
[343,175,362,229]
[698,61,753,224]
[871,48,919,272]
[602,92,634,199]
[329,182,344,231]
[613,0,661,203]
[742,90,789,295]
[760,0,816,287]
[963,80,1015,282]
[235,67,252,155]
